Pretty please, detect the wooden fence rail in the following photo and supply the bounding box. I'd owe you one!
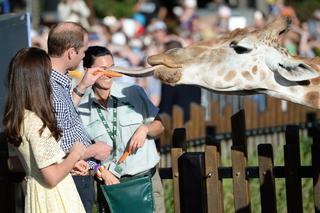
[161,109,320,212]
[159,96,319,146]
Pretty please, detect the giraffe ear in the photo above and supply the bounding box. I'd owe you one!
[276,60,320,81]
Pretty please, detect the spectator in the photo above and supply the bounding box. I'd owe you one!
[57,0,91,29]
[137,45,162,106]
[133,0,160,26]
[109,31,139,85]
[217,5,231,34]
[179,0,198,32]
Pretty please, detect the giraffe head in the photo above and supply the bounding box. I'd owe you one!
[147,17,320,108]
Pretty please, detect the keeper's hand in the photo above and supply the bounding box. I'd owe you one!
[102,169,120,185]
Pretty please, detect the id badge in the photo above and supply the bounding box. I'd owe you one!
[109,161,123,178]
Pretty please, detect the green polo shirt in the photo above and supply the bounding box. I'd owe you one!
[78,81,160,175]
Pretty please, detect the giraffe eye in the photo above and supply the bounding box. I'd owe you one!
[230,41,252,54]
[232,45,252,54]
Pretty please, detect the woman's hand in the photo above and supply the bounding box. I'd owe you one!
[71,160,89,176]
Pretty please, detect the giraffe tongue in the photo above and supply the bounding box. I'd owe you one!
[108,65,161,77]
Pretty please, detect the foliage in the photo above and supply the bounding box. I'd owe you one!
[93,0,137,19]
[291,0,320,22]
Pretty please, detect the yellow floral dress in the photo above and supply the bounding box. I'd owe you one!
[12,110,85,213]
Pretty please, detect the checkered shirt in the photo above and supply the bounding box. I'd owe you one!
[50,70,96,168]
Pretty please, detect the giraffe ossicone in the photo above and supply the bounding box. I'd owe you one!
[114,17,320,109]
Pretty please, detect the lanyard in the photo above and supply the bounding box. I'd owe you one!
[95,98,118,146]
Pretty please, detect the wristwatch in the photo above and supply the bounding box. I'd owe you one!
[73,85,85,97]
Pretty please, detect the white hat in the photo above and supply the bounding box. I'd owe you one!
[122,18,136,38]
[103,16,119,27]
[148,21,167,32]
[111,32,126,46]
[218,5,231,18]
[184,0,197,8]
[129,38,143,49]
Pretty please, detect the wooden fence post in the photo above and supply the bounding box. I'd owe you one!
[231,110,251,212]
[284,125,303,212]
[258,144,277,213]
[311,125,320,213]
[171,128,186,213]
[210,100,221,133]
[172,105,184,130]
[205,126,224,213]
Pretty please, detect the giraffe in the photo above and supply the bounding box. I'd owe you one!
[112,17,320,109]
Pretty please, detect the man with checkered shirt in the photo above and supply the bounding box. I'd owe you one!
[47,22,112,213]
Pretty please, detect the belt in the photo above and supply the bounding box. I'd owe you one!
[120,166,156,179]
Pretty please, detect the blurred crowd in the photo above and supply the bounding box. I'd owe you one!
[5,0,320,120]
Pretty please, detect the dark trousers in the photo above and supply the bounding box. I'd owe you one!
[73,175,95,213]
[97,180,111,213]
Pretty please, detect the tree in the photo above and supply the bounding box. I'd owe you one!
[93,0,137,19]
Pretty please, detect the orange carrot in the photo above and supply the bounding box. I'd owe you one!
[68,69,123,79]
[94,70,123,78]
[117,150,130,164]
[68,70,83,78]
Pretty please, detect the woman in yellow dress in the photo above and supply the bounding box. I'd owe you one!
[3,47,87,213]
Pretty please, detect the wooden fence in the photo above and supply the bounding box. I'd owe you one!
[159,109,320,212]
[1,95,320,212]
[158,96,319,146]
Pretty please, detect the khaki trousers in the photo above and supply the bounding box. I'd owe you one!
[152,168,166,213]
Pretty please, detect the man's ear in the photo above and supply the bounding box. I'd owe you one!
[67,47,76,60]
[276,59,320,81]
[67,50,72,60]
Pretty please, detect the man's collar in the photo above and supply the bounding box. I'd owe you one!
[51,70,72,88]
[109,81,122,98]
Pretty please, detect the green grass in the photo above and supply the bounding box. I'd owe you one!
[164,180,174,213]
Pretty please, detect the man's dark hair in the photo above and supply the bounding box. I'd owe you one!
[83,46,113,68]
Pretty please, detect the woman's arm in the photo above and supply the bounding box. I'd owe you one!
[40,142,86,188]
